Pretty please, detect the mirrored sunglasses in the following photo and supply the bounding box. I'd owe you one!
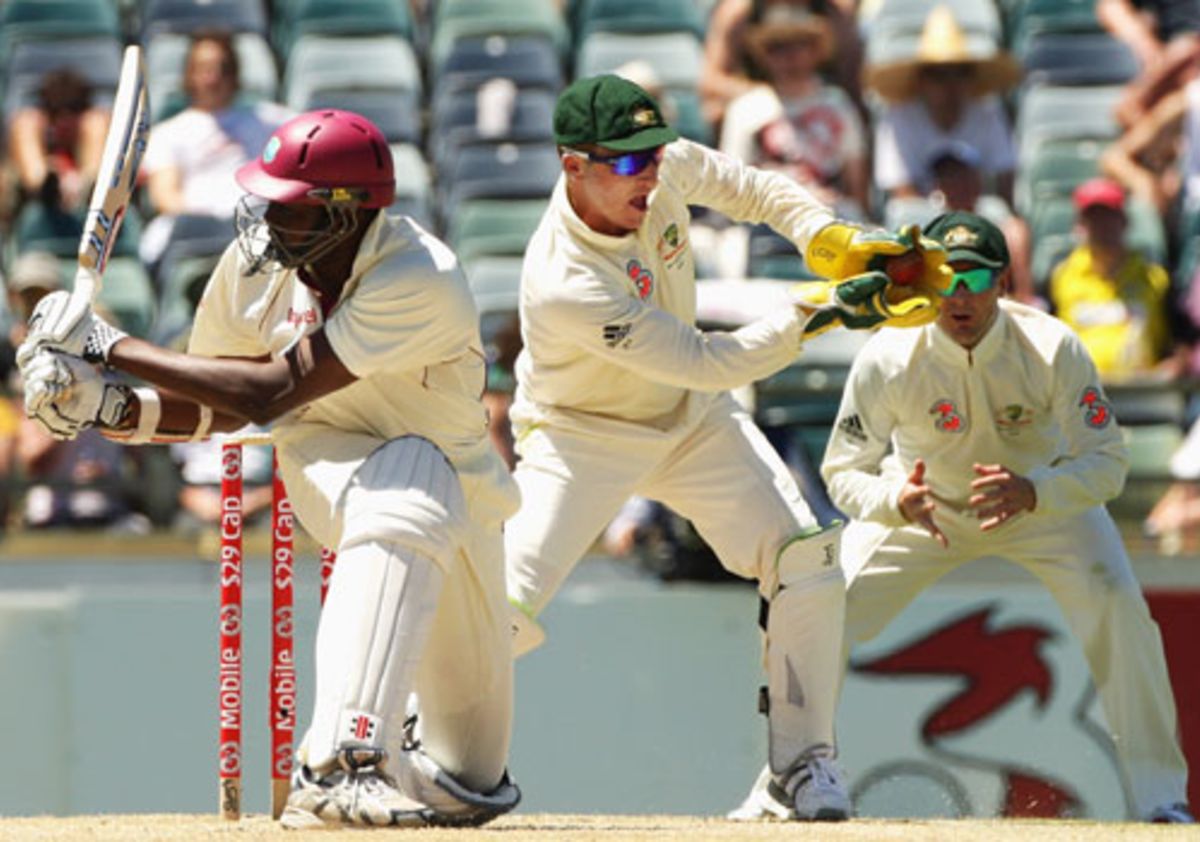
[941,267,996,296]
[565,146,664,176]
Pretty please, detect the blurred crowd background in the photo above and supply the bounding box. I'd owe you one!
[2,0,1200,572]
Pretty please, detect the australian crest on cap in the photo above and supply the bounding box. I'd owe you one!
[943,224,977,248]
[632,107,659,127]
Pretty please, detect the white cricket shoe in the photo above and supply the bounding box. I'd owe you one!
[279,747,430,829]
[728,758,851,822]
[727,764,795,820]
[1147,802,1195,823]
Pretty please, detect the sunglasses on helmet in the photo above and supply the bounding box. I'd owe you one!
[941,267,997,296]
[563,146,664,176]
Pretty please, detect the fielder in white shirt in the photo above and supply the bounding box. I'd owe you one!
[17,110,521,829]
[736,210,1193,823]
[505,73,951,821]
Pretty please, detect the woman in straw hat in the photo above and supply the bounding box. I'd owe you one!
[719,4,869,217]
[868,5,1022,208]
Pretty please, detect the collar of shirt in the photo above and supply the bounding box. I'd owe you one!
[929,301,1009,368]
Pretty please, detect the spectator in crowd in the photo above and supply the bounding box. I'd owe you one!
[1049,178,1184,382]
[5,253,65,351]
[719,4,868,218]
[700,0,863,132]
[7,68,109,213]
[140,31,290,265]
[867,5,1021,208]
[1102,45,1200,222]
[1099,0,1200,128]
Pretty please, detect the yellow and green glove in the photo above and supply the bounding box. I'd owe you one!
[801,222,953,335]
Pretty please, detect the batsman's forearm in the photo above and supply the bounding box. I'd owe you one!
[107,337,295,424]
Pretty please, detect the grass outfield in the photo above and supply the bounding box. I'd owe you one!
[0,815,1193,840]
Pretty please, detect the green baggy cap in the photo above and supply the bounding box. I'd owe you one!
[553,74,679,151]
[924,210,1010,268]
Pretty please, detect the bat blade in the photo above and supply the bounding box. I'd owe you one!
[75,44,150,304]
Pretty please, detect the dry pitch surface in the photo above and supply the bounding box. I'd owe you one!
[0,814,1196,840]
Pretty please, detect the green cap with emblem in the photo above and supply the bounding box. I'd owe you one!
[924,210,1010,268]
[553,74,679,151]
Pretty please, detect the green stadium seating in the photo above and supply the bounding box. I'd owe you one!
[430,0,569,69]
[449,199,547,263]
[574,0,705,40]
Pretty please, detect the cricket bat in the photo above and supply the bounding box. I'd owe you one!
[67,45,150,327]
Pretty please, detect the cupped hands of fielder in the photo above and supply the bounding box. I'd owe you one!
[900,459,1038,547]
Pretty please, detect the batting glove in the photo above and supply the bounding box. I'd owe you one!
[17,289,128,370]
[24,351,132,441]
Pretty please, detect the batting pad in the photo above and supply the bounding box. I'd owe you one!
[303,541,444,773]
[765,529,846,776]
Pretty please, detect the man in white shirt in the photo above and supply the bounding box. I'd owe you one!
[735,210,1193,823]
[140,31,290,263]
[18,109,521,829]
[505,73,949,821]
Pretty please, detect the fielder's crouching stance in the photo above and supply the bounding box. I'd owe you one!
[17,109,521,829]
[505,75,951,820]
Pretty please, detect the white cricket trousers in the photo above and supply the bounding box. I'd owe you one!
[842,505,1189,817]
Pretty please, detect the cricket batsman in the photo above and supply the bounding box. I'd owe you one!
[17,109,522,828]
[504,73,951,820]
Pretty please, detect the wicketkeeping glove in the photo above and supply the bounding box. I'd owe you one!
[17,289,128,370]
[794,272,893,338]
[804,222,953,331]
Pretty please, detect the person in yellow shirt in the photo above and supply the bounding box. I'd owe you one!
[1049,178,1181,381]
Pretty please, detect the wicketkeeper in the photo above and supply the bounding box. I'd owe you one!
[504,73,951,820]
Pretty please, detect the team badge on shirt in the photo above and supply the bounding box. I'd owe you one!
[995,403,1033,436]
[626,259,654,299]
[930,399,965,433]
[657,222,688,266]
[1079,386,1112,428]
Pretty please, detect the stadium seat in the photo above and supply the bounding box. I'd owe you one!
[283,35,421,109]
[140,0,268,39]
[431,35,564,99]
[575,31,703,90]
[276,0,413,56]
[144,32,279,123]
[1014,138,1105,217]
[449,198,547,262]
[152,214,232,291]
[10,203,143,264]
[745,225,820,282]
[1018,32,1139,89]
[574,0,705,40]
[428,86,556,172]
[463,255,523,317]
[389,143,434,229]
[430,0,569,69]
[1015,85,1123,160]
[2,36,122,117]
[152,253,220,346]
[85,255,157,339]
[438,142,561,226]
[1010,0,1104,55]
[0,0,121,62]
